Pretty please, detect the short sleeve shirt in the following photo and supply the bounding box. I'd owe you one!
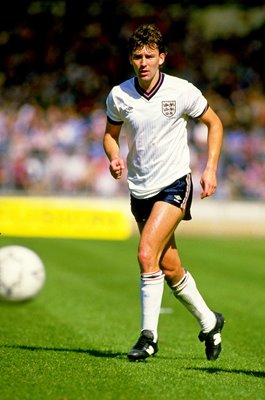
[106,72,208,199]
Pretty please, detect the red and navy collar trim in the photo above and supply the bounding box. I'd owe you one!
[134,72,164,100]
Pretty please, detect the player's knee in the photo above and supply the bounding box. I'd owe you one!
[137,244,156,271]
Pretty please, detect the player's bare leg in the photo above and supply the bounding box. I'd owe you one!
[137,201,184,274]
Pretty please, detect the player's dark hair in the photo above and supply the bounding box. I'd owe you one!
[128,24,167,55]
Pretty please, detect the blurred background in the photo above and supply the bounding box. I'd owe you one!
[0,0,264,201]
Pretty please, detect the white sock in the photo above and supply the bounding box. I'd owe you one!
[171,270,216,333]
[140,270,165,342]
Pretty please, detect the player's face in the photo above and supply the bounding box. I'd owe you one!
[129,45,165,89]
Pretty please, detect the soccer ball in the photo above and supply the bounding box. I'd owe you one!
[0,245,46,302]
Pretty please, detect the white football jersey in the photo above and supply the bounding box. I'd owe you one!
[106,72,208,199]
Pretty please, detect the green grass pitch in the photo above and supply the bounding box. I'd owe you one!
[0,235,264,400]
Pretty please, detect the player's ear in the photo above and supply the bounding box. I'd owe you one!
[159,52,166,66]
[129,54,133,65]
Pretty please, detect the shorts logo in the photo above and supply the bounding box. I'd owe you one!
[162,101,176,117]
[174,195,182,203]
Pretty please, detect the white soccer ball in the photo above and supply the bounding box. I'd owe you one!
[0,245,46,302]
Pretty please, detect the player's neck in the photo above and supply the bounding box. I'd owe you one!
[137,71,160,93]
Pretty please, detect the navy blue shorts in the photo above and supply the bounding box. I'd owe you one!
[130,174,193,223]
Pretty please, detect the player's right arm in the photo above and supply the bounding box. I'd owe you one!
[103,121,125,180]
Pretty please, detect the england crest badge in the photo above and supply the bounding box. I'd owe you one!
[162,101,176,117]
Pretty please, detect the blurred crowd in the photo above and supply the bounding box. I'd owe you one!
[0,1,264,200]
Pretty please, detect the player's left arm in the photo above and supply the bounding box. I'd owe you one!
[198,106,223,199]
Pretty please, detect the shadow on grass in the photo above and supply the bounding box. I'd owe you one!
[2,344,126,359]
[187,367,265,378]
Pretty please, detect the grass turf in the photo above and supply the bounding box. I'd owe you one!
[0,235,264,400]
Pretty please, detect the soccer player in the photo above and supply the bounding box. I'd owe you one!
[103,24,224,362]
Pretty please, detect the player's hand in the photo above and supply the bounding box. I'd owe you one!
[109,158,125,179]
[200,168,217,199]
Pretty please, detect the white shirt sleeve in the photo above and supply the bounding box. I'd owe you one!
[106,89,123,124]
[184,82,208,119]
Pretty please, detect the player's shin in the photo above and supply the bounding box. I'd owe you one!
[140,270,165,342]
[170,270,216,333]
